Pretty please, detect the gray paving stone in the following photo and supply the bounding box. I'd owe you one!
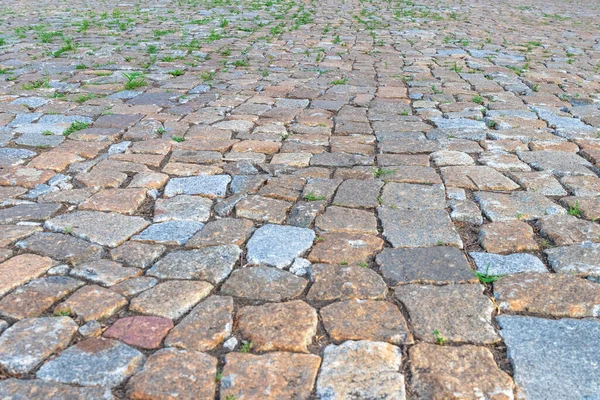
[37,338,145,388]
[474,191,566,222]
[498,316,600,400]
[470,252,547,275]
[163,175,231,198]
[220,266,307,302]
[0,203,61,224]
[153,195,212,222]
[16,232,104,265]
[545,243,600,277]
[380,182,446,209]
[132,221,204,245]
[246,224,315,268]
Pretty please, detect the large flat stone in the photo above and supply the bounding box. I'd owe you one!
[246,224,315,268]
[163,175,231,198]
[474,191,566,222]
[545,243,600,277]
[498,316,600,399]
[220,266,307,302]
[15,232,104,265]
[0,254,56,297]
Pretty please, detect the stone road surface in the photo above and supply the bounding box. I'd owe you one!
[0,0,599,398]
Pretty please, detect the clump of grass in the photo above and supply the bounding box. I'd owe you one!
[63,121,89,136]
[304,193,326,201]
[330,78,348,85]
[433,329,447,345]
[240,341,253,353]
[474,263,504,284]
[568,201,582,217]
[123,72,147,90]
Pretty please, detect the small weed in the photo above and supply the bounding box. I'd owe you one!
[374,167,395,178]
[42,130,53,136]
[200,70,216,81]
[172,136,185,143]
[304,193,326,201]
[340,260,349,266]
[359,261,368,268]
[53,308,72,317]
[215,370,223,383]
[169,69,185,77]
[240,341,253,353]
[568,201,582,217]
[147,45,158,54]
[532,83,539,92]
[472,95,483,104]
[123,72,147,90]
[330,78,348,85]
[433,329,447,345]
[474,263,504,284]
[75,63,88,70]
[63,121,89,136]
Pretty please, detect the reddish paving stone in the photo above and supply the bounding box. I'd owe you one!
[103,316,174,349]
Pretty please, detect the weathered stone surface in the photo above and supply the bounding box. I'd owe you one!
[70,259,141,287]
[545,243,600,276]
[237,300,318,353]
[376,247,476,285]
[537,214,600,246]
[379,207,463,248]
[111,276,158,297]
[518,150,594,177]
[317,340,405,400]
[103,316,173,349]
[147,245,240,283]
[308,233,383,265]
[127,348,217,400]
[395,284,499,344]
[409,343,514,400]
[16,232,104,265]
[220,266,307,301]
[55,285,127,322]
[129,280,213,320]
[110,241,165,268]
[315,206,378,234]
[0,203,61,225]
[154,195,212,222]
[79,188,147,214]
[0,317,78,374]
[494,273,600,317]
[246,224,315,268]
[333,179,383,208]
[0,379,113,399]
[479,220,539,254]
[0,225,41,247]
[163,175,230,198]
[307,264,387,302]
[235,195,292,223]
[441,166,519,191]
[37,338,145,388]
[470,252,547,275]
[0,276,84,320]
[132,221,204,245]
[221,352,321,400]
[380,182,446,209]
[45,211,150,247]
[0,254,56,297]
[498,316,600,400]
[474,191,565,222]
[321,300,412,344]
[164,295,233,351]
[186,218,254,248]
[560,196,600,221]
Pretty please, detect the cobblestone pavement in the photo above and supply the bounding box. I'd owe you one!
[0,0,600,398]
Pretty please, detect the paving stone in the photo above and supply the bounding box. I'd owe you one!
[186,218,254,248]
[37,338,145,388]
[470,252,547,275]
[441,166,519,191]
[148,245,240,283]
[494,272,600,318]
[510,171,568,196]
[0,224,41,247]
[379,207,463,248]
[129,280,213,320]
[561,176,600,196]
[110,241,165,268]
[545,243,600,277]
[316,340,405,400]
[308,232,384,265]
[315,206,378,234]
[163,175,231,198]
[475,191,566,222]
[132,221,204,245]
[560,196,600,221]
[0,254,56,297]
[235,195,292,223]
[154,195,212,222]
[45,211,150,247]
[395,284,499,344]
[537,214,600,246]
[376,247,476,285]
[0,379,113,399]
[0,317,78,374]
[79,188,147,214]
[55,285,127,322]
[287,200,327,228]
[430,150,474,166]
[409,343,514,400]
[321,299,412,344]
[220,352,320,400]
[0,203,61,225]
[333,179,383,208]
[70,259,141,287]
[380,182,446,209]
[519,150,595,177]
[246,224,315,268]
[479,220,539,254]
[15,232,104,265]
[237,300,318,353]
[126,348,217,400]
[164,295,233,351]
[307,264,387,302]
[498,316,600,400]
[103,316,173,349]
[220,266,307,302]
[111,276,158,297]
[0,276,84,320]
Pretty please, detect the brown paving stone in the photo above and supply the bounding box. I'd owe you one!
[494,273,600,318]
[237,300,318,353]
[235,195,292,223]
[110,241,166,269]
[186,218,254,248]
[315,206,378,234]
[409,343,514,400]
[220,352,321,400]
[127,348,217,400]
[0,225,41,247]
[0,254,56,297]
[79,188,147,214]
[103,316,174,349]
[537,214,600,246]
[164,295,233,351]
[55,285,127,322]
[321,299,412,344]
[307,264,387,302]
[220,266,307,302]
[479,220,539,254]
[308,232,384,265]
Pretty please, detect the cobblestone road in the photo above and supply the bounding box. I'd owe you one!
[1,0,600,398]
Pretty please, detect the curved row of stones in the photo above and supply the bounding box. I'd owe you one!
[1,0,600,398]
